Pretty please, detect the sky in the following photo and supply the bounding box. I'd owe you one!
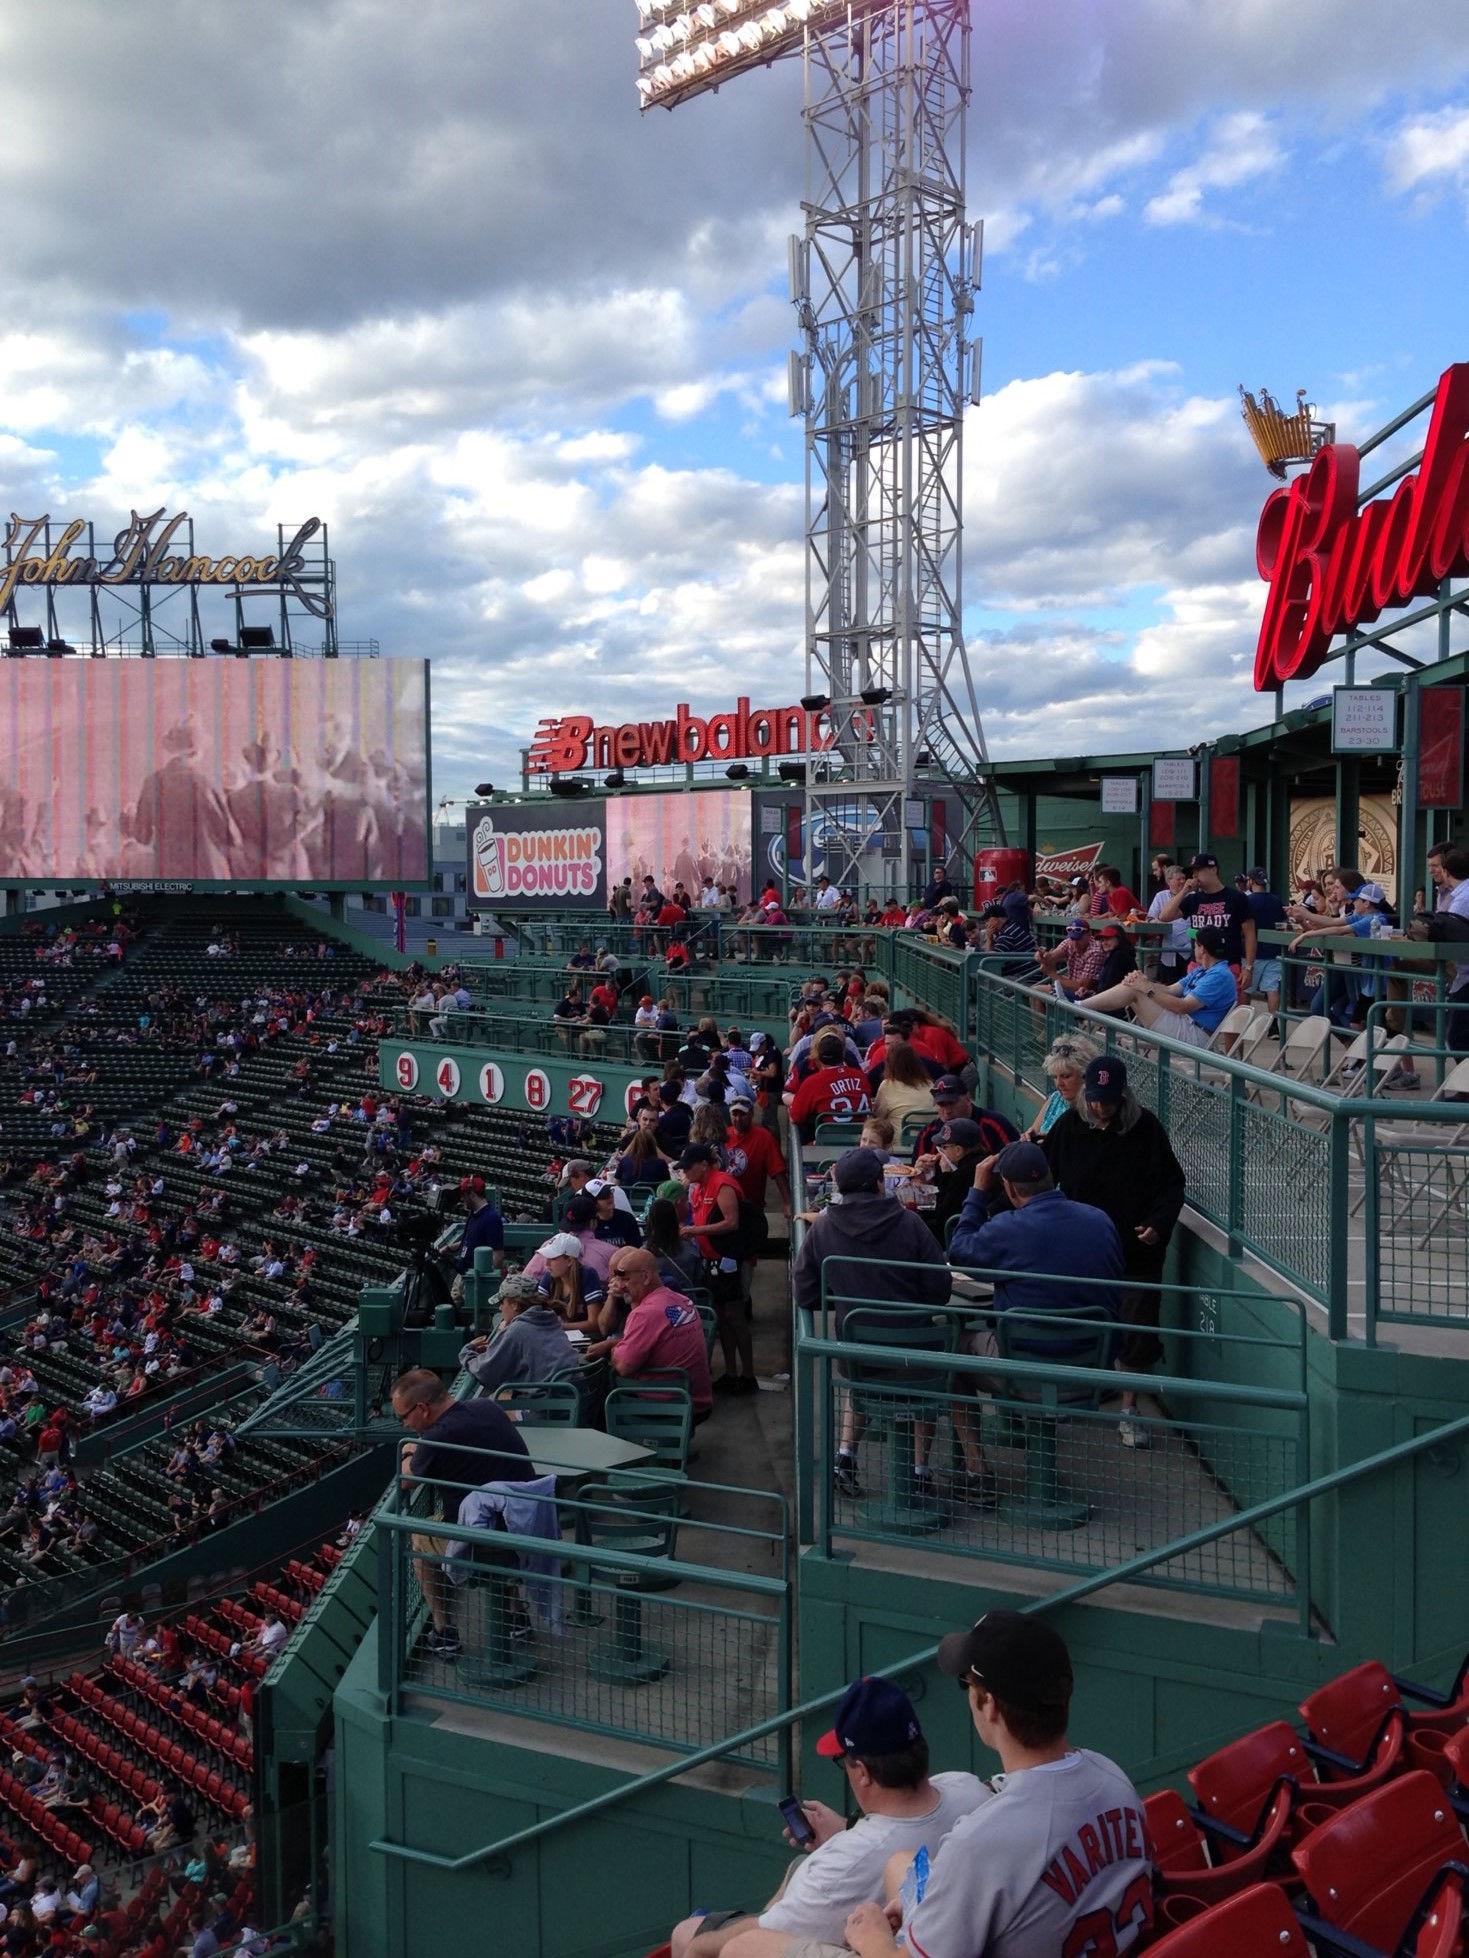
[2,0,1469,809]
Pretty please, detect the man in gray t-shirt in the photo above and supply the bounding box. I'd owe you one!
[739,1612,1151,1958]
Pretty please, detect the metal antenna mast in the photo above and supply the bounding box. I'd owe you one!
[637,0,1003,895]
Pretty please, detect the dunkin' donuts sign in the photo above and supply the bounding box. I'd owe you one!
[1254,361,1469,689]
[468,803,605,909]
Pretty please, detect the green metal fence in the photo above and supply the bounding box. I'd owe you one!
[375,1461,791,1774]
[795,1259,1309,1622]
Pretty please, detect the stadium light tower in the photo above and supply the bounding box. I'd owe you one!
[636,0,1004,895]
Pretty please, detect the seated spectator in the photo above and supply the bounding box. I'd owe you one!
[591,1249,712,1417]
[533,1231,608,1334]
[643,1195,702,1291]
[801,1614,1149,1958]
[792,1149,989,1504]
[1090,921,1138,991]
[674,1677,986,1958]
[616,1110,672,1192]
[784,1033,873,1144]
[458,1275,580,1393]
[871,1040,937,1131]
[1039,919,1109,1001]
[1075,924,1237,1047]
[586,1179,642,1248]
[949,1141,1124,1349]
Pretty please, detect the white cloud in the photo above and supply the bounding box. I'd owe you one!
[1143,112,1286,226]
[1385,105,1469,206]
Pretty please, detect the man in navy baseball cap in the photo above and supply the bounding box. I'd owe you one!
[668,1677,987,1958]
[815,1675,922,1759]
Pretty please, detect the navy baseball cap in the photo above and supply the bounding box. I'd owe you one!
[832,1147,885,1193]
[563,1194,597,1227]
[1064,921,1089,938]
[993,1141,1049,1184]
[931,1074,966,1102]
[676,1143,717,1170]
[937,1609,1074,1713]
[1082,1056,1127,1104]
[815,1676,922,1759]
[1186,853,1218,871]
[935,1118,984,1151]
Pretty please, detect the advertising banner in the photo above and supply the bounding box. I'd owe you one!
[466,797,607,911]
[0,656,429,887]
[751,788,961,888]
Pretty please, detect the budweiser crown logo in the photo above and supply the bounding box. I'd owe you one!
[1239,385,1334,480]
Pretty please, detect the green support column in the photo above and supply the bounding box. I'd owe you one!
[329,892,346,922]
[1397,676,1421,914]
[1268,770,1291,897]
[1335,759,1361,873]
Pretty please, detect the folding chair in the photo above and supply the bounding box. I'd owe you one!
[574,1479,681,1683]
[1248,1016,1333,1108]
[492,1379,582,1428]
[992,1302,1115,1529]
[839,1307,956,1534]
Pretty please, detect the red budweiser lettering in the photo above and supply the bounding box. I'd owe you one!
[527,696,834,772]
[1254,362,1469,689]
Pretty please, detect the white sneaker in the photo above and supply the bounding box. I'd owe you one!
[1118,1415,1152,1450]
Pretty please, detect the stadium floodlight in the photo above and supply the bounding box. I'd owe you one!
[209,638,235,655]
[7,626,44,653]
[45,639,76,658]
[777,761,806,782]
[799,692,829,713]
[239,625,276,651]
[860,685,892,706]
[604,769,627,789]
[635,0,840,110]
[474,782,495,797]
[725,763,751,780]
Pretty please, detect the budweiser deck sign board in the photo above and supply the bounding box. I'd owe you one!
[1253,362,1469,689]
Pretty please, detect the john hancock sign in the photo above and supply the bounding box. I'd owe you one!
[0,509,331,619]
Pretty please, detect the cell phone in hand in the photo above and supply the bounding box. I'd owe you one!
[778,1795,816,1845]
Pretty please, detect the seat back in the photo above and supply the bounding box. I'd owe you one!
[1292,1769,1466,1953]
[1143,1884,1310,1957]
[1189,1721,1309,1839]
[1207,1005,1257,1053]
[574,1479,681,1562]
[604,1384,694,1474]
[841,1308,957,1412]
[994,1301,1115,1406]
[493,1379,583,1427]
[1300,1659,1400,1763]
[1277,1016,1332,1079]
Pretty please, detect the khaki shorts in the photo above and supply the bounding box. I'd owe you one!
[411,1533,450,1560]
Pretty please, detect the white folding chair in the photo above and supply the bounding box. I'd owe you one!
[1381,1058,1469,1241]
[1249,1014,1334,1108]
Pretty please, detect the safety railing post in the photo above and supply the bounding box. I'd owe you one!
[378,1510,399,1709]
[1360,1105,1379,1347]
[1226,1067,1245,1258]
[1326,1107,1352,1342]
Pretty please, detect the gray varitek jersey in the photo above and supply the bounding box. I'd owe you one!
[901,1749,1151,1958]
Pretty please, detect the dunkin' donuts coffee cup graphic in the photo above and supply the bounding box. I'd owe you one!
[474,816,507,898]
[471,812,603,902]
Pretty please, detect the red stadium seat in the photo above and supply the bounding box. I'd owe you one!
[1145,1781,1295,1904]
[1190,1711,1406,1841]
[1292,1770,1469,1956]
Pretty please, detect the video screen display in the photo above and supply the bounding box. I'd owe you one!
[607,788,753,903]
[0,657,429,886]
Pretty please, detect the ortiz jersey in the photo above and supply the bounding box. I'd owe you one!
[901,1750,1152,1958]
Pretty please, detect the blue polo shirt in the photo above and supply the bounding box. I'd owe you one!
[1177,961,1238,1032]
[456,1203,506,1272]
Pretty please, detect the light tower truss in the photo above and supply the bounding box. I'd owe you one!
[637,0,1004,895]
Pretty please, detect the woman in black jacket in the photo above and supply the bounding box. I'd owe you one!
[1041,1053,1186,1449]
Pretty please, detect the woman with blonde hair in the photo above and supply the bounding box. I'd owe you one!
[1024,1032,1101,1141]
[534,1232,607,1334]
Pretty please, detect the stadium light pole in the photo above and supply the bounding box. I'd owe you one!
[636,0,1004,898]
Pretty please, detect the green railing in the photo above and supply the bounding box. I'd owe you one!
[796,1261,1309,1619]
[374,1454,790,1772]
[367,1408,1469,1878]
[949,958,1469,1342]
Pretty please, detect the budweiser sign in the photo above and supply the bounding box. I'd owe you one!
[1254,362,1469,689]
[528,696,834,773]
[1035,844,1103,882]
